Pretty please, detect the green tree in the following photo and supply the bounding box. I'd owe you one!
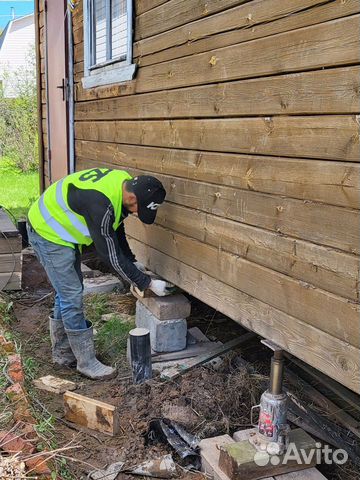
[0,47,38,172]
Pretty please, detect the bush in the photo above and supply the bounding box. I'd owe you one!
[0,48,38,172]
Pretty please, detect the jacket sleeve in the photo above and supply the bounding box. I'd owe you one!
[67,185,151,291]
[116,221,136,263]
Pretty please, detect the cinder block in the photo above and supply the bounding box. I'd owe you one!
[135,301,187,352]
[83,275,124,295]
[137,293,191,320]
[199,434,234,480]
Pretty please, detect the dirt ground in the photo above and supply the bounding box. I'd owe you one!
[8,253,360,480]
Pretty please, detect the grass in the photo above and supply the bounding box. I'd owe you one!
[0,157,39,221]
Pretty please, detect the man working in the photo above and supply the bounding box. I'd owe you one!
[27,168,169,380]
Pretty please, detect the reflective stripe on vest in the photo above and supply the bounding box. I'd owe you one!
[38,193,78,244]
[55,179,91,239]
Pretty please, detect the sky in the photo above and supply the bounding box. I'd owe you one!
[0,1,34,30]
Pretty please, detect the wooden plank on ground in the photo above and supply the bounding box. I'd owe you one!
[129,238,360,393]
[285,355,360,412]
[75,67,360,119]
[75,115,360,162]
[1,272,22,291]
[0,236,22,254]
[75,137,360,209]
[0,209,18,235]
[125,218,360,347]
[63,391,120,436]
[77,158,360,255]
[0,253,22,273]
[160,333,256,380]
[135,0,359,64]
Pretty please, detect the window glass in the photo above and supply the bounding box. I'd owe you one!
[112,0,127,60]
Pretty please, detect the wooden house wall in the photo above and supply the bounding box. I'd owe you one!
[43,0,360,392]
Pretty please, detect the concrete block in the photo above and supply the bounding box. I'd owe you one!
[135,301,187,352]
[83,275,124,295]
[219,429,317,480]
[136,293,191,320]
[199,434,234,480]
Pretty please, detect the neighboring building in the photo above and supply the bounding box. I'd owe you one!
[35,1,360,393]
[0,13,35,97]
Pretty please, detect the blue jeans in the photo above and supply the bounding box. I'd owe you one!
[27,224,87,330]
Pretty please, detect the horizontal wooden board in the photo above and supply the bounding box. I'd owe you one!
[75,140,360,209]
[152,202,358,301]
[76,157,360,255]
[0,209,18,236]
[75,14,360,101]
[129,238,360,393]
[75,116,360,161]
[0,253,22,273]
[135,0,168,15]
[75,67,360,119]
[126,217,359,346]
[135,0,248,41]
[135,0,360,66]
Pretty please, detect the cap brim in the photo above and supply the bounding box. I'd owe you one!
[138,204,157,224]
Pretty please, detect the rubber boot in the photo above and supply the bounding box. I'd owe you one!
[66,323,116,380]
[49,316,77,367]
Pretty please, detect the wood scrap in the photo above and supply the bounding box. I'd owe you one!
[63,391,119,436]
[160,332,256,380]
[33,375,77,394]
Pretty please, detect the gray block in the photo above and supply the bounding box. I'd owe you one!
[83,275,124,295]
[137,294,191,320]
[135,301,187,352]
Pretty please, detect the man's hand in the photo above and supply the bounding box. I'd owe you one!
[149,279,173,296]
[133,261,147,273]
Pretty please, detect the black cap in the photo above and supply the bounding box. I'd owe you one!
[128,175,166,224]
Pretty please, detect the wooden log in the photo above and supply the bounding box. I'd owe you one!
[63,391,120,436]
[75,115,360,162]
[135,0,359,65]
[74,138,360,209]
[125,218,360,347]
[285,368,360,439]
[135,0,167,15]
[76,158,360,255]
[75,15,360,100]
[135,0,246,40]
[128,238,360,393]
[75,66,360,119]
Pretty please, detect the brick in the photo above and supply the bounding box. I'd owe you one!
[0,430,36,454]
[0,334,15,354]
[8,354,24,383]
[136,301,187,353]
[137,293,191,320]
[25,455,52,476]
[5,383,28,403]
[199,434,234,480]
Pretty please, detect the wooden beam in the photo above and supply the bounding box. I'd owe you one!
[128,238,360,393]
[135,0,359,65]
[160,333,256,380]
[0,253,22,273]
[75,116,360,162]
[135,0,167,16]
[75,138,360,209]
[76,158,360,255]
[63,391,120,436]
[125,218,360,347]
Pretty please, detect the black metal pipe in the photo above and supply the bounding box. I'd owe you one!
[129,327,152,384]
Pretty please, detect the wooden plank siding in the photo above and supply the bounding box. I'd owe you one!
[35,0,360,392]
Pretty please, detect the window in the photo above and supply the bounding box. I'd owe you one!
[83,0,136,89]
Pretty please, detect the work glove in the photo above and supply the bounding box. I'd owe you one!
[133,261,147,273]
[149,279,173,296]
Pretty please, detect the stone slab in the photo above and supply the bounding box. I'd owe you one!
[83,275,124,295]
[219,429,317,480]
[135,301,187,352]
[136,293,191,320]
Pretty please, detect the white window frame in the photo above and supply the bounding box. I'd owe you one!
[82,0,136,89]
